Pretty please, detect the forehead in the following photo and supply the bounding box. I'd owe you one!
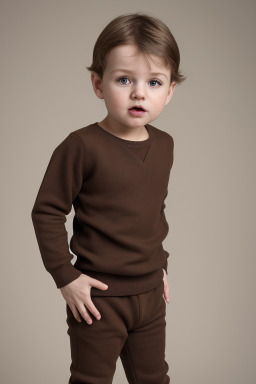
[105,44,170,75]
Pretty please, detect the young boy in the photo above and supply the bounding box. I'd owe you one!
[31,13,185,384]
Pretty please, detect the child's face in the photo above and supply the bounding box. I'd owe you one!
[91,44,176,130]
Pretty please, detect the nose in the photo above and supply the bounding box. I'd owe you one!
[131,82,146,100]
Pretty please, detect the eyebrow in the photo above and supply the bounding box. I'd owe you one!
[110,69,169,80]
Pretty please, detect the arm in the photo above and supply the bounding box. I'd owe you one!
[162,134,174,276]
[31,132,85,289]
[31,132,109,323]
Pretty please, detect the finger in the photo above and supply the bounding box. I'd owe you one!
[90,278,108,291]
[69,303,82,322]
[77,302,94,325]
[164,284,170,303]
[85,298,102,321]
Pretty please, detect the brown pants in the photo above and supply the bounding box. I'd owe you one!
[66,280,170,383]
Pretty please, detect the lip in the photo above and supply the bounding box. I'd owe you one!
[128,105,147,117]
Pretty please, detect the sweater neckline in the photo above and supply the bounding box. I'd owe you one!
[94,122,153,147]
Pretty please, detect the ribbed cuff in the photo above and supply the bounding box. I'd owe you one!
[50,262,82,289]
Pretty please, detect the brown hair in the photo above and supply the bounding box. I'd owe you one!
[86,13,185,84]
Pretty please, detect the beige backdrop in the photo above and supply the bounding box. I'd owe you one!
[1,0,255,383]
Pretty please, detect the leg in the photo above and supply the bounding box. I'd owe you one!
[66,293,139,384]
[120,281,170,384]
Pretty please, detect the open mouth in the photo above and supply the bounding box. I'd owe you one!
[128,106,146,112]
[131,107,144,111]
[128,106,146,117]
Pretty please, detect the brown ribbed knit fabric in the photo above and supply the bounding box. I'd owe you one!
[31,122,174,295]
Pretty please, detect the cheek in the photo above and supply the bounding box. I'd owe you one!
[106,88,126,109]
[156,90,170,107]
[152,94,167,110]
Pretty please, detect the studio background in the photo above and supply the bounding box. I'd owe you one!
[1,0,255,383]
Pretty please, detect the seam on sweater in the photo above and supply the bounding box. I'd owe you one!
[70,132,88,182]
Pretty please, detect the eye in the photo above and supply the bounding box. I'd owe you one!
[117,77,131,85]
[149,80,162,87]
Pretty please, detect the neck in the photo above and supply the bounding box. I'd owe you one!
[98,116,149,141]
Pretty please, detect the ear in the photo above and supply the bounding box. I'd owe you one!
[91,72,104,99]
[165,81,176,106]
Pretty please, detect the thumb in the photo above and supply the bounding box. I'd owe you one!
[90,278,109,291]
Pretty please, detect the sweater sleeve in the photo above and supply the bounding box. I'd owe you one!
[31,132,85,289]
[162,135,174,276]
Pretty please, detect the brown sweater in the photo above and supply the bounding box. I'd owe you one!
[31,122,174,296]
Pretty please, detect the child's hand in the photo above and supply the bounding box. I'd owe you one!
[60,274,108,324]
[162,268,170,304]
